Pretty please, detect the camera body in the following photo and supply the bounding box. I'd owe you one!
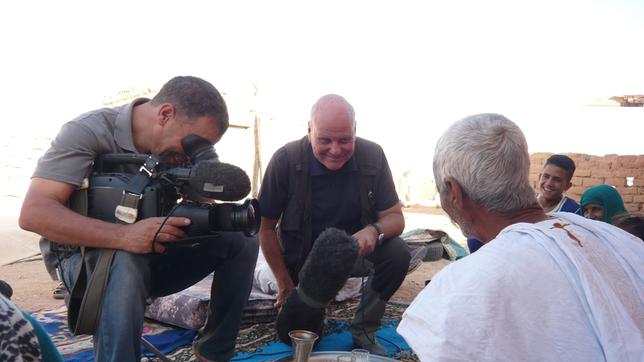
[85,134,259,239]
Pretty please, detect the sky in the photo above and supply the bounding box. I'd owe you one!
[1,0,643,179]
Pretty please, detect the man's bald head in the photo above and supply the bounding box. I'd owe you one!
[310,94,356,128]
[307,94,357,171]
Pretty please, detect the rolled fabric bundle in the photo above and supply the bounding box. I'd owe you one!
[276,228,359,344]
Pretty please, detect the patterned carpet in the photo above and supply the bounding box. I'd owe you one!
[32,305,196,362]
[142,299,419,362]
[33,295,418,361]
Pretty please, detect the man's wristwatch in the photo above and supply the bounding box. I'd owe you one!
[370,222,385,245]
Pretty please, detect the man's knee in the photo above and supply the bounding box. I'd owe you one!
[243,235,260,259]
[383,237,411,272]
[97,252,151,327]
[108,251,152,293]
[230,234,259,263]
[205,233,259,263]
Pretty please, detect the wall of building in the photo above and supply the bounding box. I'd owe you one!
[396,152,644,212]
[529,153,644,212]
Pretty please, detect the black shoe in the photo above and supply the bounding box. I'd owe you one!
[351,332,387,356]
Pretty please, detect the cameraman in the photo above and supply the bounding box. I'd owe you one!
[19,76,259,362]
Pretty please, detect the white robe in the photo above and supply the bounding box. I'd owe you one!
[398,212,644,362]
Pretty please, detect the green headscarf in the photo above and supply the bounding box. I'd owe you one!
[579,184,627,223]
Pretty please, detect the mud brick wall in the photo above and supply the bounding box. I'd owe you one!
[529,153,644,212]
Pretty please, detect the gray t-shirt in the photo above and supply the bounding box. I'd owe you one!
[33,98,148,277]
[33,98,146,185]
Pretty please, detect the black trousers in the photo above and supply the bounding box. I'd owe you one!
[289,236,411,301]
[357,236,411,300]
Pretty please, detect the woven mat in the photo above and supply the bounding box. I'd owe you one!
[144,299,419,362]
[33,300,417,361]
[32,305,196,362]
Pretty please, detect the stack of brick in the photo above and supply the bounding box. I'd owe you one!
[529,153,644,213]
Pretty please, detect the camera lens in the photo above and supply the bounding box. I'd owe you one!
[230,199,260,236]
[209,199,260,236]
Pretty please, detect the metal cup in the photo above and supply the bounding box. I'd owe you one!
[288,330,319,362]
[351,348,370,362]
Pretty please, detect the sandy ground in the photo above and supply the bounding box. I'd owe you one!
[1,205,462,312]
[1,258,62,311]
[0,197,42,266]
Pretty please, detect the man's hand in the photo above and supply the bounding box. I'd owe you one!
[120,217,191,254]
[352,226,379,256]
[275,278,295,310]
[259,217,297,310]
[351,204,406,256]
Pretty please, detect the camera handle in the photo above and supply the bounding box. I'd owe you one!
[114,155,160,224]
[161,235,220,251]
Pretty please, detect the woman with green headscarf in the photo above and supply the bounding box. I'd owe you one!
[580,184,628,223]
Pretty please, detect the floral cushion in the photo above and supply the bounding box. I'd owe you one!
[144,273,277,330]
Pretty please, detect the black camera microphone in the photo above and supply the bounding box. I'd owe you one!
[187,160,251,201]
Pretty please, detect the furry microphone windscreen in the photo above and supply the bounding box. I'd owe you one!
[276,228,359,344]
[188,160,251,201]
[298,228,359,304]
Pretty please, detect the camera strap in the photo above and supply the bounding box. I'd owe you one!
[115,155,160,224]
[66,183,117,336]
[68,247,116,335]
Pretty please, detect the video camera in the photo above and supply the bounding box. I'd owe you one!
[85,134,260,245]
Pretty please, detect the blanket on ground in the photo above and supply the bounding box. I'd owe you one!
[31,300,418,361]
[32,305,196,362]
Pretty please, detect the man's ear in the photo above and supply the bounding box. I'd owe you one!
[563,180,573,192]
[444,177,465,211]
[158,104,176,125]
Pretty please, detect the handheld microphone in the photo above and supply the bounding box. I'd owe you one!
[298,228,359,303]
[276,228,359,344]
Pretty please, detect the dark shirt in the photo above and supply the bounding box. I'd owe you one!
[259,142,398,242]
[308,146,362,241]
